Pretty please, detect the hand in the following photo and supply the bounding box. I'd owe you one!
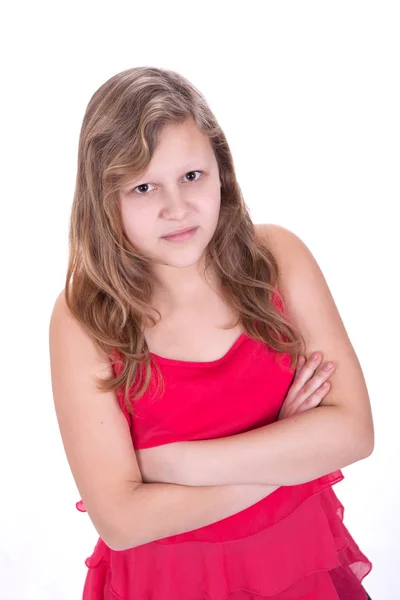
[278,352,335,420]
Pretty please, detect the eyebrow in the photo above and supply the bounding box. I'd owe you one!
[126,159,208,187]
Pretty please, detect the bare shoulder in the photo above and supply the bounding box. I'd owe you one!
[255,222,334,289]
[254,222,299,265]
[254,222,305,287]
[49,289,143,550]
[49,289,109,366]
[254,223,374,452]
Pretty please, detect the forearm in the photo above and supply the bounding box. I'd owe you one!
[172,406,373,487]
[113,481,279,551]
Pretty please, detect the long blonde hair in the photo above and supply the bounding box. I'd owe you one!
[65,66,305,416]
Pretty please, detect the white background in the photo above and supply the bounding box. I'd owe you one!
[1,1,398,599]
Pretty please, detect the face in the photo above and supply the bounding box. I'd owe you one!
[118,118,222,283]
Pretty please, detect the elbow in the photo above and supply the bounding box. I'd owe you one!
[80,483,145,552]
[358,417,375,458]
[340,436,373,473]
[104,529,128,552]
[338,407,375,461]
[361,434,375,458]
[98,521,129,552]
[104,525,137,553]
[107,524,143,552]
[105,483,145,552]
[353,429,375,462]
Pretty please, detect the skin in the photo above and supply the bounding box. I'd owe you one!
[118,117,223,311]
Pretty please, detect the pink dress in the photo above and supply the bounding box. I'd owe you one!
[77,289,372,599]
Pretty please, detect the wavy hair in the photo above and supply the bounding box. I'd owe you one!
[65,66,306,416]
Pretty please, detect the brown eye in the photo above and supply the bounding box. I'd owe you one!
[183,170,202,182]
[133,170,203,195]
[133,182,155,195]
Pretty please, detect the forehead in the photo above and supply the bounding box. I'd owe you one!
[154,119,212,157]
[122,121,215,187]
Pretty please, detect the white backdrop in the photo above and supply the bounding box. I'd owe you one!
[1,1,398,599]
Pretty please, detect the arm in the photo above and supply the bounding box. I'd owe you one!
[142,225,374,487]
[116,481,279,550]
[49,291,279,553]
[161,404,372,487]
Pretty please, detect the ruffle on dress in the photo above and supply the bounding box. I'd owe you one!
[77,471,372,600]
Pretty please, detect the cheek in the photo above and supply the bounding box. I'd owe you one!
[120,204,153,246]
[205,192,221,222]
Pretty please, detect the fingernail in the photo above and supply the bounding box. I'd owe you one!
[324,362,334,371]
[312,353,320,362]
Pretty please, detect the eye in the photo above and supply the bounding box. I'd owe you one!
[132,170,203,195]
[183,170,202,183]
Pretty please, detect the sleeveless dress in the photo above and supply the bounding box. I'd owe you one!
[76,289,372,600]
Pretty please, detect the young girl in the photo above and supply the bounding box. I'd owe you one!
[49,67,374,600]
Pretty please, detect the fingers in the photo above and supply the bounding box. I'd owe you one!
[299,356,335,400]
[278,352,336,421]
[282,353,335,417]
[292,381,331,415]
[288,353,325,401]
[295,355,306,372]
[283,376,332,418]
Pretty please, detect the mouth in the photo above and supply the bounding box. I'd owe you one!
[162,226,197,238]
[161,227,198,242]
[162,226,198,237]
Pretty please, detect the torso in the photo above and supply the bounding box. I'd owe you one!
[143,224,268,363]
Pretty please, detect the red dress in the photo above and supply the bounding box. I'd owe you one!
[77,290,372,599]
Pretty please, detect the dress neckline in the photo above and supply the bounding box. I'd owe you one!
[149,331,248,368]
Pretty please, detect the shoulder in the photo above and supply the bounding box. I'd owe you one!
[49,289,79,343]
[49,289,111,369]
[254,223,374,450]
[254,223,309,271]
[254,223,326,296]
[49,290,74,341]
[254,222,340,327]
[50,289,69,323]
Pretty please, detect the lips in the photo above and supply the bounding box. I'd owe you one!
[162,226,197,238]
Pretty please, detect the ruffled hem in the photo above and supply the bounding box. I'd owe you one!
[79,471,372,600]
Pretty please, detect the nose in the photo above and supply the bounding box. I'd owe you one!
[161,186,191,219]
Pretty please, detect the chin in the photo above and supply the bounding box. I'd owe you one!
[160,255,205,269]
[157,246,208,268]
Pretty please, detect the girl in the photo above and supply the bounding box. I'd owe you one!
[49,66,374,600]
